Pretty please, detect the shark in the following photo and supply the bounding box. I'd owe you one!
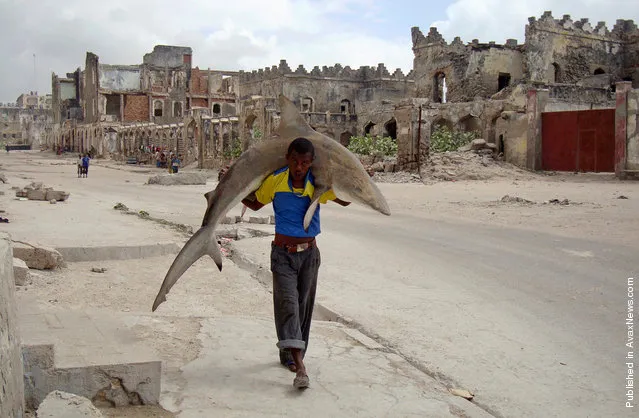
[151,94,391,312]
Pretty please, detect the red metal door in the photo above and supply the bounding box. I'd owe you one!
[542,111,578,171]
[542,109,615,172]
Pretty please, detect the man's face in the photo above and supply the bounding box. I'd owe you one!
[286,150,313,182]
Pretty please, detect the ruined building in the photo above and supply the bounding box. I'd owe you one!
[49,45,239,162]
[396,11,639,174]
[236,61,415,151]
[44,11,639,177]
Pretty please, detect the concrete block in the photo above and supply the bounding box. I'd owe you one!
[220,216,235,224]
[55,242,179,263]
[249,216,269,225]
[45,190,69,202]
[471,138,487,150]
[22,343,161,411]
[13,257,30,286]
[13,241,66,270]
[26,189,47,200]
[36,390,104,417]
[0,233,25,418]
[268,215,275,225]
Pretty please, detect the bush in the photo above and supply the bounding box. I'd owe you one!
[223,139,243,159]
[430,125,478,153]
[347,134,397,157]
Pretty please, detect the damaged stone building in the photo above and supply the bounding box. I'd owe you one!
[49,45,239,163]
[45,11,639,177]
[236,61,415,152]
[397,11,639,175]
[1,103,53,149]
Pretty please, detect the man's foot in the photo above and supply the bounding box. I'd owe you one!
[293,374,309,389]
[285,360,297,372]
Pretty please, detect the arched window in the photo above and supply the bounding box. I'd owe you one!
[551,63,561,83]
[173,102,183,118]
[383,118,397,140]
[433,72,447,103]
[340,99,351,113]
[153,100,163,117]
[212,103,221,114]
[364,121,375,135]
[301,97,314,112]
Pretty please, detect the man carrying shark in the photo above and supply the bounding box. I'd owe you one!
[151,95,391,392]
[222,137,350,389]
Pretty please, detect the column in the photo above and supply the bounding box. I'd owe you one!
[615,81,633,178]
[526,88,549,171]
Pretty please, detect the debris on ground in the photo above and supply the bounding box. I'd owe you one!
[501,195,535,204]
[36,390,104,418]
[12,241,66,270]
[618,195,629,199]
[14,182,70,202]
[372,172,423,183]
[113,202,129,211]
[546,198,571,205]
[448,388,474,400]
[146,172,207,185]
[421,150,534,183]
[91,267,107,273]
[13,257,31,286]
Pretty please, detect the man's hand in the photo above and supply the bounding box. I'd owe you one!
[218,165,230,181]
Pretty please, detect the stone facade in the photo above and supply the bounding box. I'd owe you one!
[525,13,638,85]
[43,11,639,176]
[0,105,53,148]
[237,60,415,148]
[0,233,25,418]
[398,11,637,173]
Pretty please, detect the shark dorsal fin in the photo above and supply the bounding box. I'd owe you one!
[277,95,314,138]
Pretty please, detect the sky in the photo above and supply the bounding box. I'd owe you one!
[0,0,637,102]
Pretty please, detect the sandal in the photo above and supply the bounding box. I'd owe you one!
[285,360,297,373]
[293,374,310,389]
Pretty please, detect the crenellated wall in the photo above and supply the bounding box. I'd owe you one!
[239,60,413,84]
[525,12,636,84]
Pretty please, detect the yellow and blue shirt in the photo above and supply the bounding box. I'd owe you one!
[255,166,337,238]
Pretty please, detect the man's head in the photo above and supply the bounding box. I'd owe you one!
[286,137,315,182]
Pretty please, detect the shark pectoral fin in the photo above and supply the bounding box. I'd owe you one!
[151,226,221,312]
[303,186,330,232]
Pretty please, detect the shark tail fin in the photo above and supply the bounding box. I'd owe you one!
[151,226,223,312]
[303,186,330,232]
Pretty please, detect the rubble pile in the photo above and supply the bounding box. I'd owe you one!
[147,172,207,185]
[421,140,534,183]
[14,182,70,202]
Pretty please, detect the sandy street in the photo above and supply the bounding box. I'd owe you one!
[3,150,638,417]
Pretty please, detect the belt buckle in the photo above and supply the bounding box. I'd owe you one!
[295,243,308,252]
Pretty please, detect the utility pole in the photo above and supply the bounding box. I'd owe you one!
[33,53,36,94]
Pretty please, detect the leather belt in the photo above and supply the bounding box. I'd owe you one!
[273,239,316,253]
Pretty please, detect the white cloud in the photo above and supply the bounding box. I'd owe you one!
[0,0,637,102]
[0,0,408,101]
[430,0,639,44]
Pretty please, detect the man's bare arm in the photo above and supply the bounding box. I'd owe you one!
[242,192,265,211]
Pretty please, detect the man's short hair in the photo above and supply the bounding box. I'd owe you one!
[288,137,315,158]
